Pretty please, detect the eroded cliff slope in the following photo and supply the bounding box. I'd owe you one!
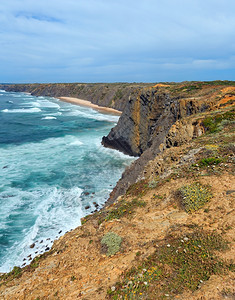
[102,81,235,202]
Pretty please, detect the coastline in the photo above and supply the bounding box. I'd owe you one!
[58,97,122,115]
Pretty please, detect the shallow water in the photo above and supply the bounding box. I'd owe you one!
[0,90,134,272]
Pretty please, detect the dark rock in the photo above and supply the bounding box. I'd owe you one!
[58,230,62,234]
[30,243,35,249]
[3,166,8,169]
[226,190,235,195]
[40,240,43,243]
[85,205,90,210]
[45,247,50,251]
[84,192,90,196]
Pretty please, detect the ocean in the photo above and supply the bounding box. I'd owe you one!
[0,90,134,272]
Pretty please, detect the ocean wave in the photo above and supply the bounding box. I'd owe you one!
[23,100,60,109]
[66,109,119,122]
[69,139,83,146]
[2,107,41,113]
[41,116,57,120]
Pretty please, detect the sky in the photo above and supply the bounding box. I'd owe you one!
[0,0,235,83]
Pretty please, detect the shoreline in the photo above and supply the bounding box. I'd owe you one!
[58,97,122,115]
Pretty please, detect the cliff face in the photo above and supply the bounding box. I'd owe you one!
[102,90,178,156]
[0,83,152,112]
[103,82,235,202]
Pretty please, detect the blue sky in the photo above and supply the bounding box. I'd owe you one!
[0,0,234,83]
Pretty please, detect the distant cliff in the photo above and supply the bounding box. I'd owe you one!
[0,82,152,112]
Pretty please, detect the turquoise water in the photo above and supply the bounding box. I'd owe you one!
[0,90,133,272]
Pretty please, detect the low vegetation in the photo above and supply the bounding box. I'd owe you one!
[179,182,212,213]
[101,232,122,257]
[126,180,149,198]
[107,230,233,299]
[104,198,146,222]
[202,109,235,134]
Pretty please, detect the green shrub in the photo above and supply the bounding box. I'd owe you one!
[180,182,212,213]
[195,157,222,167]
[101,232,122,257]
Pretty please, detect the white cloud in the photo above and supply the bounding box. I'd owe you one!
[0,0,234,82]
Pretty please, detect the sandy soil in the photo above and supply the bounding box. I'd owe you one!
[58,97,122,115]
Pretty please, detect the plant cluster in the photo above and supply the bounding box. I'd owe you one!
[126,180,149,198]
[193,157,223,167]
[101,232,122,257]
[202,109,235,133]
[108,230,233,299]
[104,198,146,222]
[179,182,212,213]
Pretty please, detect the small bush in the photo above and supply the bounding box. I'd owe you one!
[179,182,212,213]
[195,157,223,167]
[101,232,122,257]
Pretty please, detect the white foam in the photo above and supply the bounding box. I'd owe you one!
[2,107,41,113]
[0,89,6,92]
[0,186,84,272]
[42,116,57,120]
[70,139,83,146]
[66,109,119,122]
[23,99,60,109]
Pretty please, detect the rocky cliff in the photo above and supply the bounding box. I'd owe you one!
[103,82,235,202]
[0,82,152,112]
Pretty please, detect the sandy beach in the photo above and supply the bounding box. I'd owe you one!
[58,97,122,115]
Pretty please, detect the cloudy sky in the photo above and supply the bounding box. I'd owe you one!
[0,0,234,83]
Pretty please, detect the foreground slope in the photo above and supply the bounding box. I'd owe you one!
[0,81,234,299]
